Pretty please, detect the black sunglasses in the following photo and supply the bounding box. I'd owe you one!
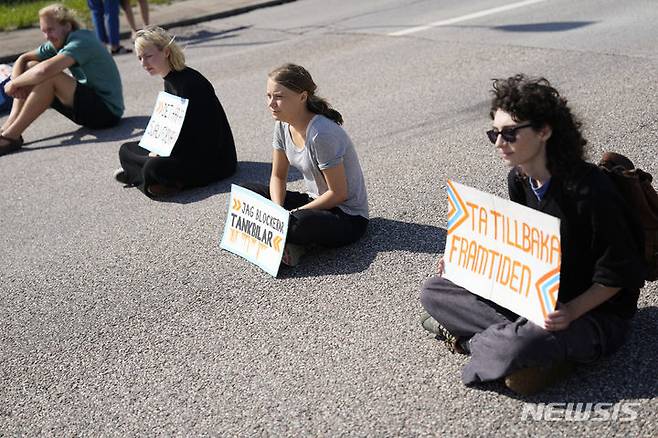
[486,122,533,144]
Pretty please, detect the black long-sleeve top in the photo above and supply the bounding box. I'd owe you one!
[508,163,646,319]
[164,67,237,171]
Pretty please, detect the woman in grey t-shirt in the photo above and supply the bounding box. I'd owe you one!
[241,64,368,266]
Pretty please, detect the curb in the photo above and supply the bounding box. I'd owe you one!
[0,0,296,64]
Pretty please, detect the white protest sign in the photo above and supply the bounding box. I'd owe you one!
[220,185,289,277]
[443,180,561,326]
[139,91,189,157]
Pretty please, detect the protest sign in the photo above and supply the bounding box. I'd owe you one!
[220,185,289,277]
[139,91,189,157]
[443,180,561,326]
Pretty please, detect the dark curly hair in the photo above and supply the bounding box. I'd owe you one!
[490,74,587,179]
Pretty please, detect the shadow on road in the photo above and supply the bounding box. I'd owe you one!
[176,26,250,46]
[20,115,149,151]
[493,21,596,32]
[470,306,658,402]
[279,217,446,278]
[155,161,302,204]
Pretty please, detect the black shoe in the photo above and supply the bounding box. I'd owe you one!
[111,45,133,55]
[113,167,129,184]
[0,134,24,156]
[420,311,469,354]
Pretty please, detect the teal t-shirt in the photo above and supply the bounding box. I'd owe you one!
[38,29,124,117]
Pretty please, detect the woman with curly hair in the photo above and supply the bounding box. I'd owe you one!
[419,74,646,395]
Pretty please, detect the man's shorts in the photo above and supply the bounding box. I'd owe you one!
[51,82,120,129]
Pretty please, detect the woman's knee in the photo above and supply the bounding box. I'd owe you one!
[480,320,556,365]
[420,276,453,312]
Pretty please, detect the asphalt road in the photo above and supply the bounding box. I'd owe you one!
[1,0,657,435]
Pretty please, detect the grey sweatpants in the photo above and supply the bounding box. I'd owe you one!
[420,276,630,385]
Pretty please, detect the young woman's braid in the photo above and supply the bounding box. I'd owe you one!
[269,63,343,125]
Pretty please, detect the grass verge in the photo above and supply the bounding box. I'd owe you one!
[0,0,173,32]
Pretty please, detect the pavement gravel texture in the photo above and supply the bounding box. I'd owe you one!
[1,0,657,436]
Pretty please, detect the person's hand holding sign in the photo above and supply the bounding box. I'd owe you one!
[543,283,622,331]
[543,303,575,331]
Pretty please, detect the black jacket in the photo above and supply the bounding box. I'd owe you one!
[508,163,646,319]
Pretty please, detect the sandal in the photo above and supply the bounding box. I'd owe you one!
[111,45,133,56]
[0,134,24,157]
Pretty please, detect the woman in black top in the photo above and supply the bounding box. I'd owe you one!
[114,26,237,197]
[419,74,646,395]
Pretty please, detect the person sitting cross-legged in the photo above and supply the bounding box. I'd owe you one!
[240,63,369,267]
[114,26,237,198]
[420,74,646,395]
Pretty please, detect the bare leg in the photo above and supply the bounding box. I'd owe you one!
[138,0,149,26]
[1,60,37,132]
[0,72,77,146]
[120,0,138,38]
[1,95,27,132]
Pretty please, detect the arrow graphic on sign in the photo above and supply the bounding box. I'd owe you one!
[535,265,561,319]
[273,235,283,252]
[447,180,469,233]
[232,198,242,211]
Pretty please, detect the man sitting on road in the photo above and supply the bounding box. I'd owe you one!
[1,3,124,156]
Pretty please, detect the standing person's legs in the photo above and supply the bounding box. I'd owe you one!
[105,0,121,49]
[0,72,76,150]
[120,0,138,37]
[137,0,150,26]
[87,0,109,44]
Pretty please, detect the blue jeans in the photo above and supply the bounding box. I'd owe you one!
[87,0,120,46]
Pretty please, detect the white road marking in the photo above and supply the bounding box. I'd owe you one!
[388,0,550,36]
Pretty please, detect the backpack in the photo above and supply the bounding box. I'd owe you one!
[599,152,658,281]
[0,76,12,115]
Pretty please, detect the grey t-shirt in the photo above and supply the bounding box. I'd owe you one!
[273,115,369,218]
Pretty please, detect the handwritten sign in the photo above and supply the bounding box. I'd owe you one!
[443,180,561,326]
[220,185,289,277]
[139,91,189,157]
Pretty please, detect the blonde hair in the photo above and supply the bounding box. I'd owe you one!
[135,26,186,72]
[38,3,81,31]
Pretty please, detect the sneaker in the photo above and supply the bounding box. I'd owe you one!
[281,243,305,267]
[113,167,129,184]
[420,310,468,354]
[504,362,575,396]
